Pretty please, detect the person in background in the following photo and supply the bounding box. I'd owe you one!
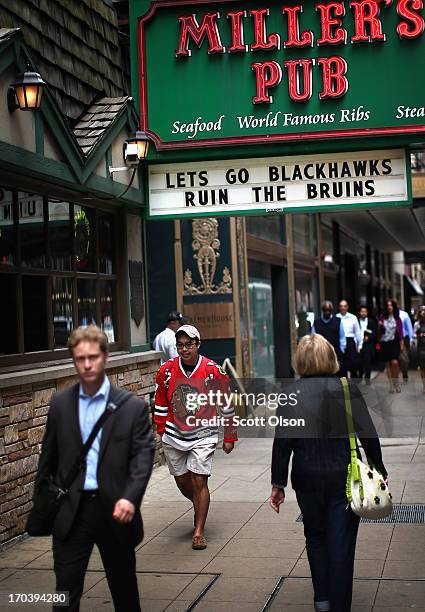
[153,311,186,364]
[414,305,425,394]
[337,300,362,379]
[378,299,404,393]
[312,301,346,373]
[357,305,377,385]
[270,334,387,612]
[398,307,414,383]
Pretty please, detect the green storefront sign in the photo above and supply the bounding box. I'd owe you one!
[131,0,425,151]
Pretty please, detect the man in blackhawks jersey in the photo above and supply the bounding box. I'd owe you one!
[154,324,237,550]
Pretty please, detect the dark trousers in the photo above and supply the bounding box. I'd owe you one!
[399,336,410,379]
[343,338,359,379]
[296,488,360,612]
[53,494,141,612]
[359,344,374,379]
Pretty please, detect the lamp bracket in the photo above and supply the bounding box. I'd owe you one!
[109,166,130,176]
[7,87,18,113]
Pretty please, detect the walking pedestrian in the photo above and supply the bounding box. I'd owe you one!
[414,305,425,394]
[312,301,346,373]
[337,300,362,379]
[398,307,414,383]
[357,305,377,385]
[153,311,186,364]
[32,325,155,611]
[378,299,404,393]
[269,334,387,612]
[154,324,237,550]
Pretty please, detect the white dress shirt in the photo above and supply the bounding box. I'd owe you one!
[337,312,362,348]
[153,327,178,364]
[399,309,413,342]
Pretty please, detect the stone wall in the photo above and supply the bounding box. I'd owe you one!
[0,353,162,544]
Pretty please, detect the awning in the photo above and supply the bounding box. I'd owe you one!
[404,275,424,296]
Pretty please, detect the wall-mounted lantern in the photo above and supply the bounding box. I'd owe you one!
[7,69,46,113]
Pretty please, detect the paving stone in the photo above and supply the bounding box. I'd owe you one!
[8,536,52,552]
[87,572,204,603]
[135,554,213,573]
[202,575,277,603]
[175,574,213,600]
[196,603,262,612]
[387,538,425,561]
[164,601,192,612]
[383,559,425,579]
[0,548,46,569]
[354,538,390,560]
[391,524,425,542]
[247,502,301,524]
[0,569,100,596]
[375,579,425,607]
[233,523,305,540]
[357,524,394,541]
[159,520,242,540]
[138,536,228,557]
[204,554,296,578]
[217,537,304,559]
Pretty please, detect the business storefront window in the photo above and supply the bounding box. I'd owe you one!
[293,214,313,255]
[0,187,120,359]
[0,188,15,266]
[52,276,73,349]
[245,216,283,243]
[295,272,316,339]
[248,260,275,379]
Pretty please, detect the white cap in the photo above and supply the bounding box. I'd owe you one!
[176,324,201,340]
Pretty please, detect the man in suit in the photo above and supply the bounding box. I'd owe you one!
[357,305,378,385]
[312,301,346,374]
[35,325,155,611]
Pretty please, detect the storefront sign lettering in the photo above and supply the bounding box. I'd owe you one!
[148,149,410,217]
[135,0,425,148]
[175,1,424,104]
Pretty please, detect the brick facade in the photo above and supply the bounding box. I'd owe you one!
[0,354,162,544]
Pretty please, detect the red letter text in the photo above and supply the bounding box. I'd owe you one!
[284,59,315,102]
[250,9,281,50]
[175,12,225,57]
[350,0,390,42]
[316,2,347,45]
[318,56,349,99]
[283,5,314,47]
[397,0,425,38]
[227,11,248,52]
[252,61,282,103]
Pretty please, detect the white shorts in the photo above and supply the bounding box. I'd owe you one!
[162,440,217,477]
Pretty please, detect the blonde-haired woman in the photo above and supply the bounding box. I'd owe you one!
[270,334,387,612]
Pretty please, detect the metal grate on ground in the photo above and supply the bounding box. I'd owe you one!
[296,504,425,524]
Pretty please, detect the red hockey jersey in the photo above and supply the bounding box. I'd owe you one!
[154,355,238,450]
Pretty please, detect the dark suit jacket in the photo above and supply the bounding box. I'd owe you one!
[358,316,378,348]
[35,383,155,545]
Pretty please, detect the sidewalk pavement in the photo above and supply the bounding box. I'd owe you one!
[1,371,425,611]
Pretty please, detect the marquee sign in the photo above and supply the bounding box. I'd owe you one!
[136,0,425,150]
[147,148,410,218]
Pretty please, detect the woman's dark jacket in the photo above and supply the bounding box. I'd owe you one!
[271,375,387,493]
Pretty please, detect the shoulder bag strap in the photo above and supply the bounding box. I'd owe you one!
[61,389,131,492]
[341,377,360,483]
